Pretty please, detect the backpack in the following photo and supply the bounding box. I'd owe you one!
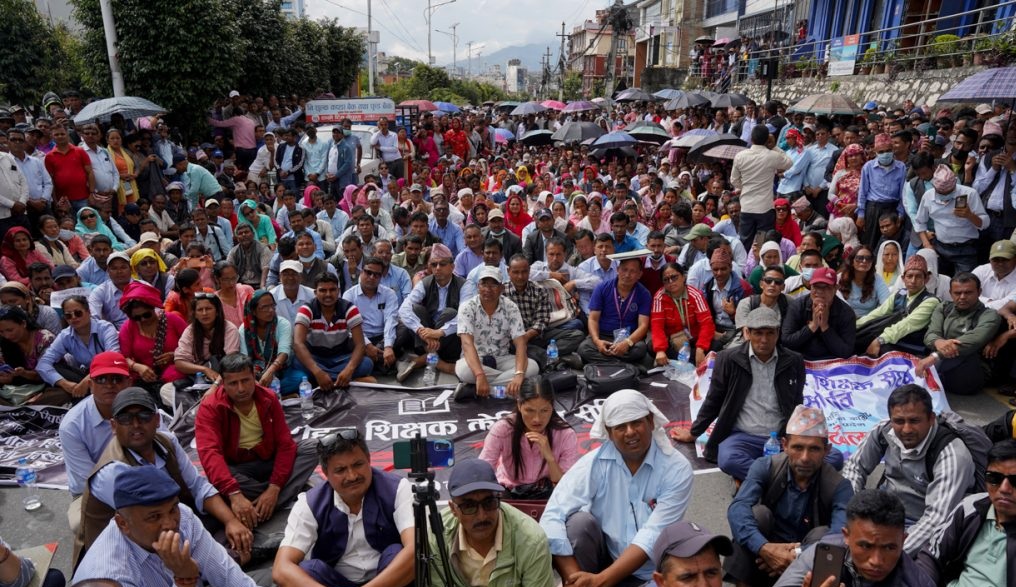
[875,413,991,493]
[760,453,843,530]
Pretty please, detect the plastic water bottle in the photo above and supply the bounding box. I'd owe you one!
[193,372,207,389]
[270,376,282,399]
[677,341,691,363]
[422,353,439,386]
[764,432,782,457]
[492,385,507,399]
[16,457,40,511]
[546,339,559,366]
[299,377,314,422]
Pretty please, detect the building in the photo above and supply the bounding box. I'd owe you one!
[280,0,305,19]
[567,4,638,97]
[631,0,705,88]
[505,59,527,94]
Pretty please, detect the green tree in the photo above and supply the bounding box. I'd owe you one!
[224,0,287,98]
[278,18,328,97]
[0,0,81,106]
[562,71,583,101]
[320,19,365,96]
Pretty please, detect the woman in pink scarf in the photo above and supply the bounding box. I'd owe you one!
[828,144,866,219]
[339,184,358,215]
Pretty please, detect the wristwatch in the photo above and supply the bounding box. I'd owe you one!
[514,370,525,376]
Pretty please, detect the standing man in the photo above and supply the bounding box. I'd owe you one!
[856,134,907,251]
[800,123,838,214]
[370,117,402,178]
[300,126,330,190]
[327,124,358,198]
[44,123,95,212]
[79,124,119,207]
[208,108,259,170]
[275,129,305,193]
[7,126,51,231]
[731,126,794,250]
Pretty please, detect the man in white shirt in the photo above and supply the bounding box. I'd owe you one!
[270,260,315,325]
[973,239,1016,310]
[730,125,794,250]
[79,124,119,201]
[370,117,402,178]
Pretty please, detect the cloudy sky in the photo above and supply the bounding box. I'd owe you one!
[305,0,608,64]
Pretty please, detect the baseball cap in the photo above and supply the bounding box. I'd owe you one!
[166,181,184,192]
[810,267,837,286]
[477,266,503,284]
[280,260,303,274]
[687,223,712,239]
[212,149,224,158]
[106,252,132,267]
[651,521,733,569]
[535,208,553,220]
[448,458,505,497]
[111,387,158,417]
[990,240,1016,260]
[90,351,130,378]
[53,265,78,281]
[114,466,180,509]
[976,103,993,114]
[139,232,161,245]
[205,198,220,208]
[488,208,504,220]
[410,183,423,192]
[229,90,240,98]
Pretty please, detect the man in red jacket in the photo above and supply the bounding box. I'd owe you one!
[195,352,317,529]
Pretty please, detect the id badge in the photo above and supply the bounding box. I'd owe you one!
[613,327,630,341]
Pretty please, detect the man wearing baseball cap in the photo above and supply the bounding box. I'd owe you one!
[523,208,571,264]
[651,521,733,587]
[972,239,1016,310]
[87,251,133,328]
[73,466,256,587]
[429,458,553,586]
[482,207,523,262]
[781,266,856,360]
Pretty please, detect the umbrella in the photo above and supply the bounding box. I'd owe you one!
[938,66,1016,102]
[592,131,637,149]
[590,97,609,104]
[398,99,438,111]
[653,89,683,100]
[703,144,747,160]
[711,37,732,48]
[615,88,657,102]
[482,100,496,106]
[434,101,461,113]
[591,146,638,159]
[551,121,605,143]
[710,93,749,109]
[694,36,715,45]
[686,133,745,163]
[72,96,166,125]
[520,129,555,146]
[541,100,567,110]
[510,101,547,116]
[788,93,864,116]
[495,101,521,111]
[628,125,671,144]
[493,128,515,144]
[664,93,710,110]
[562,100,599,113]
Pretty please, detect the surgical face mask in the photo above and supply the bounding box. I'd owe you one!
[298,255,316,263]
[43,233,60,242]
[59,229,75,240]
[343,129,351,136]
[876,152,895,166]
[801,267,815,281]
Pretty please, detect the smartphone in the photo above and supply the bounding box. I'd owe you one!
[810,543,846,587]
[753,230,767,250]
[392,438,454,469]
[955,194,968,209]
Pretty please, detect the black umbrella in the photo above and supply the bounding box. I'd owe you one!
[551,121,605,144]
[615,88,658,102]
[686,133,746,163]
[709,93,749,109]
[625,120,670,144]
[694,35,715,45]
[519,129,555,146]
[664,92,710,110]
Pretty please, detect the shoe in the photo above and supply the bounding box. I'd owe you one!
[1009,397,1016,407]
[562,353,583,370]
[453,382,476,402]
[396,357,419,383]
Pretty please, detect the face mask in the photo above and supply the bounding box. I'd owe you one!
[343,129,351,136]
[43,233,60,241]
[298,255,316,263]
[59,229,75,240]
[801,268,815,281]
[877,152,894,166]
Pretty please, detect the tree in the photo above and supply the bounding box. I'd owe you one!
[224,0,287,98]
[320,19,365,96]
[562,71,583,101]
[0,0,83,107]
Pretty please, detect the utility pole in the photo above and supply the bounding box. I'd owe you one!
[544,47,553,100]
[556,21,567,101]
[367,0,374,95]
[425,0,457,66]
[98,0,125,96]
[466,41,474,78]
[436,23,459,78]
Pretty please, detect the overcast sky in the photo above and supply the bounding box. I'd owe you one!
[305,0,607,64]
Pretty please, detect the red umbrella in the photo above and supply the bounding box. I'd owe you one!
[398,100,439,112]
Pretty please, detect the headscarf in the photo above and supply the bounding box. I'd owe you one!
[130,248,167,280]
[504,194,532,236]
[785,128,804,153]
[357,183,379,207]
[468,202,489,227]
[932,164,957,194]
[833,143,865,176]
[515,165,532,186]
[75,206,120,246]
[302,184,321,208]
[340,185,358,214]
[243,289,278,374]
[590,389,675,455]
[875,240,904,285]
[759,241,783,264]
[0,227,34,278]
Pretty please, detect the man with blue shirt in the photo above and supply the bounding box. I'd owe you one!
[173,154,221,210]
[577,256,652,365]
[429,199,465,257]
[577,234,618,314]
[540,389,694,587]
[856,133,907,251]
[800,123,838,214]
[776,128,809,199]
[343,257,399,375]
[77,235,113,285]
[300,125,330,190]
[609,212,642,254]
[88,252,132,328]
[454,224,485,278]
[372,240,412,305]
[317,191,350,242]
[8,126,52,224]
[326,124,358,197]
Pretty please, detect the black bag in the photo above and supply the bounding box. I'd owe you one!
[542,369,578,395]
[583,363,640,396]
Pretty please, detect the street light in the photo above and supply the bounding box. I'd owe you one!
[436,22,460,78]
[424,0,457,66]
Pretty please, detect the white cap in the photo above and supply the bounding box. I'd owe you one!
[229,90,240,98]
[280,260,303,274]
[477,266,503,284]
[139,231,160,245]
[457,187,474,199]
[975,103,993,114]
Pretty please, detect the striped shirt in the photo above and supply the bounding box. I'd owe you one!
[295,298,362,357]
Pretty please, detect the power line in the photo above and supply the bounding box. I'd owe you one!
[319,0,423,54]
[378,0,425,53]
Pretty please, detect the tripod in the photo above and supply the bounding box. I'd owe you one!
[408,434,453,587]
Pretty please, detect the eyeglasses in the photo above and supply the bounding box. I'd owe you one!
[195,292,217,300]
[63,309,87,319]
[130,310,154,321]
[662,274,682,284]
[429,260,451,268]
[454,496,500,515]
[114,409,156,425]
[761,277,785,285]
[362,269,382,278]
[985,471,1016,487]
[318,428,360,450]
[852,254,874,264]
[81,214,96,220]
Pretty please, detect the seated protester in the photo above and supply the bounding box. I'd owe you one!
[72,466,257,587]
[28,262,54,306]
[639,231,676,295]
[294,231,336,288]
[172,242,217,290]
[292,273,373,392]
[130,248,172,301]
[820,234,845,273]
[238,289,301,394]
[37,214,79,268]
[782,248,824,299]
[431,458,555,587]
[568,228,596,266]
[733,266,789,347]
[479,381,578,499]
[52,264,91,296]
[917,439,1016,586]
[75,206,128,251]
[577,257,652,366]
[195,353,318,533]
[836,246,890,319]
[283,209,326,260]
[524,208,572,264]
[37,295,120,397]
[576,233,618,313]
[163,222,198,265]
[392,234,426,276]
[874,240,904,289]
[687,236,744,292]
[791,197,826,234]
[87,252,134,329]
[453,266,539,398]
[455,224,484,277]
[914,272,1001,395]
[983,410,1016,443]
[651,521,733,587]
[372,239,412,306]
[396,244,463,381]
[0,532,65,587]
[341,257,400,377]
[214,260,254,328]
[700,248,751,349]
[747,241,799,292]
[172,293,241,405]
[913,164,987,275]
[530,236,597,311]
[677,223,713,268]
[226,223,272,289]
[270,260,315,326]
[191,207,229,262]
[972,239,1016,310]
[461,239,510,301]
[784,232,823,273]
[0,283,59,337]
[58,352,134,533]
[607,211,641,255]
[651,262,715,367]
[0,227,53,286]
[273,428,414,587]
[858,254,940,357]
[264,236,297,289]
[876,211,910,254]
[662,202,694,256]
[781,267,857,360]
[671,307,842,480]
[0,305,54,392]
[118,282,187,390]
[842,384,978,555]
[426,199,464,257]
[302,208,336,256]
[76,388,252,562]
[363,190,394,234]
[164,269,212,324]
[773,490,934,587]
[725,406,854,587]
[238,198,277,249]
[77,235,114,286]
[504,255,585,369]
[540,390,694,586]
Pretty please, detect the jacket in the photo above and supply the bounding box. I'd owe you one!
[775,533,935,587]
[523,228,571,264]
[274,142,305,185]
[917,493,1016,587]
[923,300,1000,357]
[689,342,805,462]
[194,384,297,496]
[781,295,856,359]
[482,227,523,262]
[430,503,555,587]
[701,276,752,330]
[650,286,715,353]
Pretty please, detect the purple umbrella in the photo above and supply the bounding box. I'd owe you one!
[562,101,600,113]
[937,66,1016,102]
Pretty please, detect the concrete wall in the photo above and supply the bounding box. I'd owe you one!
[732,64,988,108]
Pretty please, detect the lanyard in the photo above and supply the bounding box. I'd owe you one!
[669,292,688,328]
[614,286,636,319]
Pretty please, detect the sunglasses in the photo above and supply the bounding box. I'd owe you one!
[318,428,360,450]
[985,471,1016,487]
[81,214,96,220]
[453,496,500,515]
[761,277,785,285]
[362,269,382,278]
[775,207,789,212]
[64,309,89,319]
[662,274,682,284]
[130,310,154,321]
[195,292,217,300]
[114,409,156,425]
[854,255,874,262]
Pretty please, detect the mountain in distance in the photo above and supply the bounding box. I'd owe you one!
[442,42,559,72]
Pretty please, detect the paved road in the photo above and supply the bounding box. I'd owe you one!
[1,388,1008,585]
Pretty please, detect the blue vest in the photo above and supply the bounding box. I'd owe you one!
[307,467,403,566]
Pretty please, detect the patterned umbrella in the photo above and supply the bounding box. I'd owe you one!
[788,94,864,116]
[510,101,548,116]
[562,101,600,113]
[73,96,167,125]
[703,144,748,160]
[937,66,1016,102]
[541,100,567,110]
[398,99,438,111]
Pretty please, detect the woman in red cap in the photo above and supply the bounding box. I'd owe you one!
[118,281,188,388]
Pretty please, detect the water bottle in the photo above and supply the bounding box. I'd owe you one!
[764,432,782,457]
[193,372,207,389]
[270,376,282,399]
[546,339,559,366]
[16,457,41,511]
[492,385,507,399]
[677,341,691,363]
[422,353,439,387]
[299,377,314,422]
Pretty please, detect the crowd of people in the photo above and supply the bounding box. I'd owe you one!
[1,86,1016,587]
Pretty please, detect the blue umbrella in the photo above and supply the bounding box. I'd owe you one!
[494,128,515,143]
[591,131,636,150]
[73,96,167,125]
[938,66,1016,102]
[434,101,461,113]
[510,101,547,116]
